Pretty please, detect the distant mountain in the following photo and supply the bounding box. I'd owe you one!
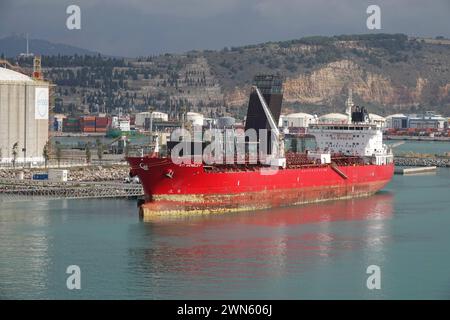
[0,35,100,57]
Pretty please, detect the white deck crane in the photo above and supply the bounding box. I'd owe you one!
[253,86,286,168]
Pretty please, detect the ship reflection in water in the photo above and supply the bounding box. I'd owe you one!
[130,192,393,298]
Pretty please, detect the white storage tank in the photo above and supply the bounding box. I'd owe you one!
[216,116,235,128]
[281,113,316,128]
[369,113,386,127]
[135,111,168,127]
[318,113,348,124]
[0,67,49,165]
[186,112,204,126]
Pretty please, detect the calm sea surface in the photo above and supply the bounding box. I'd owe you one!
[1,141,450,299]
[389,140,450,155]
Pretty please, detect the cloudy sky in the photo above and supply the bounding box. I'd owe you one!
[1,0,449,56]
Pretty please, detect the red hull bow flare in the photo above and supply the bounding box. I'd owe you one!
[127,155,394,219]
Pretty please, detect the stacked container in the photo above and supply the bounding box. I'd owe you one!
[95,117,110,133]
[81,116,96,133]
[62,118,81,132]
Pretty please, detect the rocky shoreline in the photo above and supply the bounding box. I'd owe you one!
[0,165,131,182]
[394,157,450,167]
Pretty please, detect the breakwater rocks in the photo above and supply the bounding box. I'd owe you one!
[68,166,130,182]
[394,157,450,167]
[0,165,130,182]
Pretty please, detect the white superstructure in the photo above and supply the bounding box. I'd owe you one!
[119,120,130,132]
[309,122,393,165]
[308,90,393,166]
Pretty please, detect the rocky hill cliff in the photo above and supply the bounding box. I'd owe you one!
[204,34,450,116]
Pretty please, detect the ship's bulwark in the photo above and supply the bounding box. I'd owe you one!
[127,157,394,218]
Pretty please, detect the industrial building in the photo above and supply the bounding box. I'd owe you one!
[0,67,49,165]
[386,112,446,130]
[407,112,446,129]
[385,114,408,129]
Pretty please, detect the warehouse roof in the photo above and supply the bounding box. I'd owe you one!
[0,67,32,82]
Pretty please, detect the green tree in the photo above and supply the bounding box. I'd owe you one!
[96,139,104,164]
[55,142,62,168]
[124,140,131,157]
[42,141,50,168]
[85,142,92,164]
[12,142,18,169]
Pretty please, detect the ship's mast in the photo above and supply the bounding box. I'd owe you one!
[345,87,353,124]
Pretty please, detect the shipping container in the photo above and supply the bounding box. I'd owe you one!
[95,117,110,126]
[62,118,81,132]
[80,115,97,133]
[65,118,79,122]
[95,117,110,133]
[82,116,96,121]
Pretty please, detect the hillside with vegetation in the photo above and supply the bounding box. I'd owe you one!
[6,34,450,118]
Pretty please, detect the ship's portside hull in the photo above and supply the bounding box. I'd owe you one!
[128,157,394,219]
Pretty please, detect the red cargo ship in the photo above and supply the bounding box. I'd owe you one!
[127,76,394,218]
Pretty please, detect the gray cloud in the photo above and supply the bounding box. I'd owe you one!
[1,0,449,56]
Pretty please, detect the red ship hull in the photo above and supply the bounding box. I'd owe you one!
[127,156,394,219]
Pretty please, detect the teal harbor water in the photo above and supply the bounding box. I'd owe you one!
[1,141,450,299]
[388,140,450,155]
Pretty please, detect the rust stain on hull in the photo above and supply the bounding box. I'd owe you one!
[140,180,390,220]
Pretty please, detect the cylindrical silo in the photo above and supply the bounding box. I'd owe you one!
[216,116,235,128]
[0,67,49,165]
